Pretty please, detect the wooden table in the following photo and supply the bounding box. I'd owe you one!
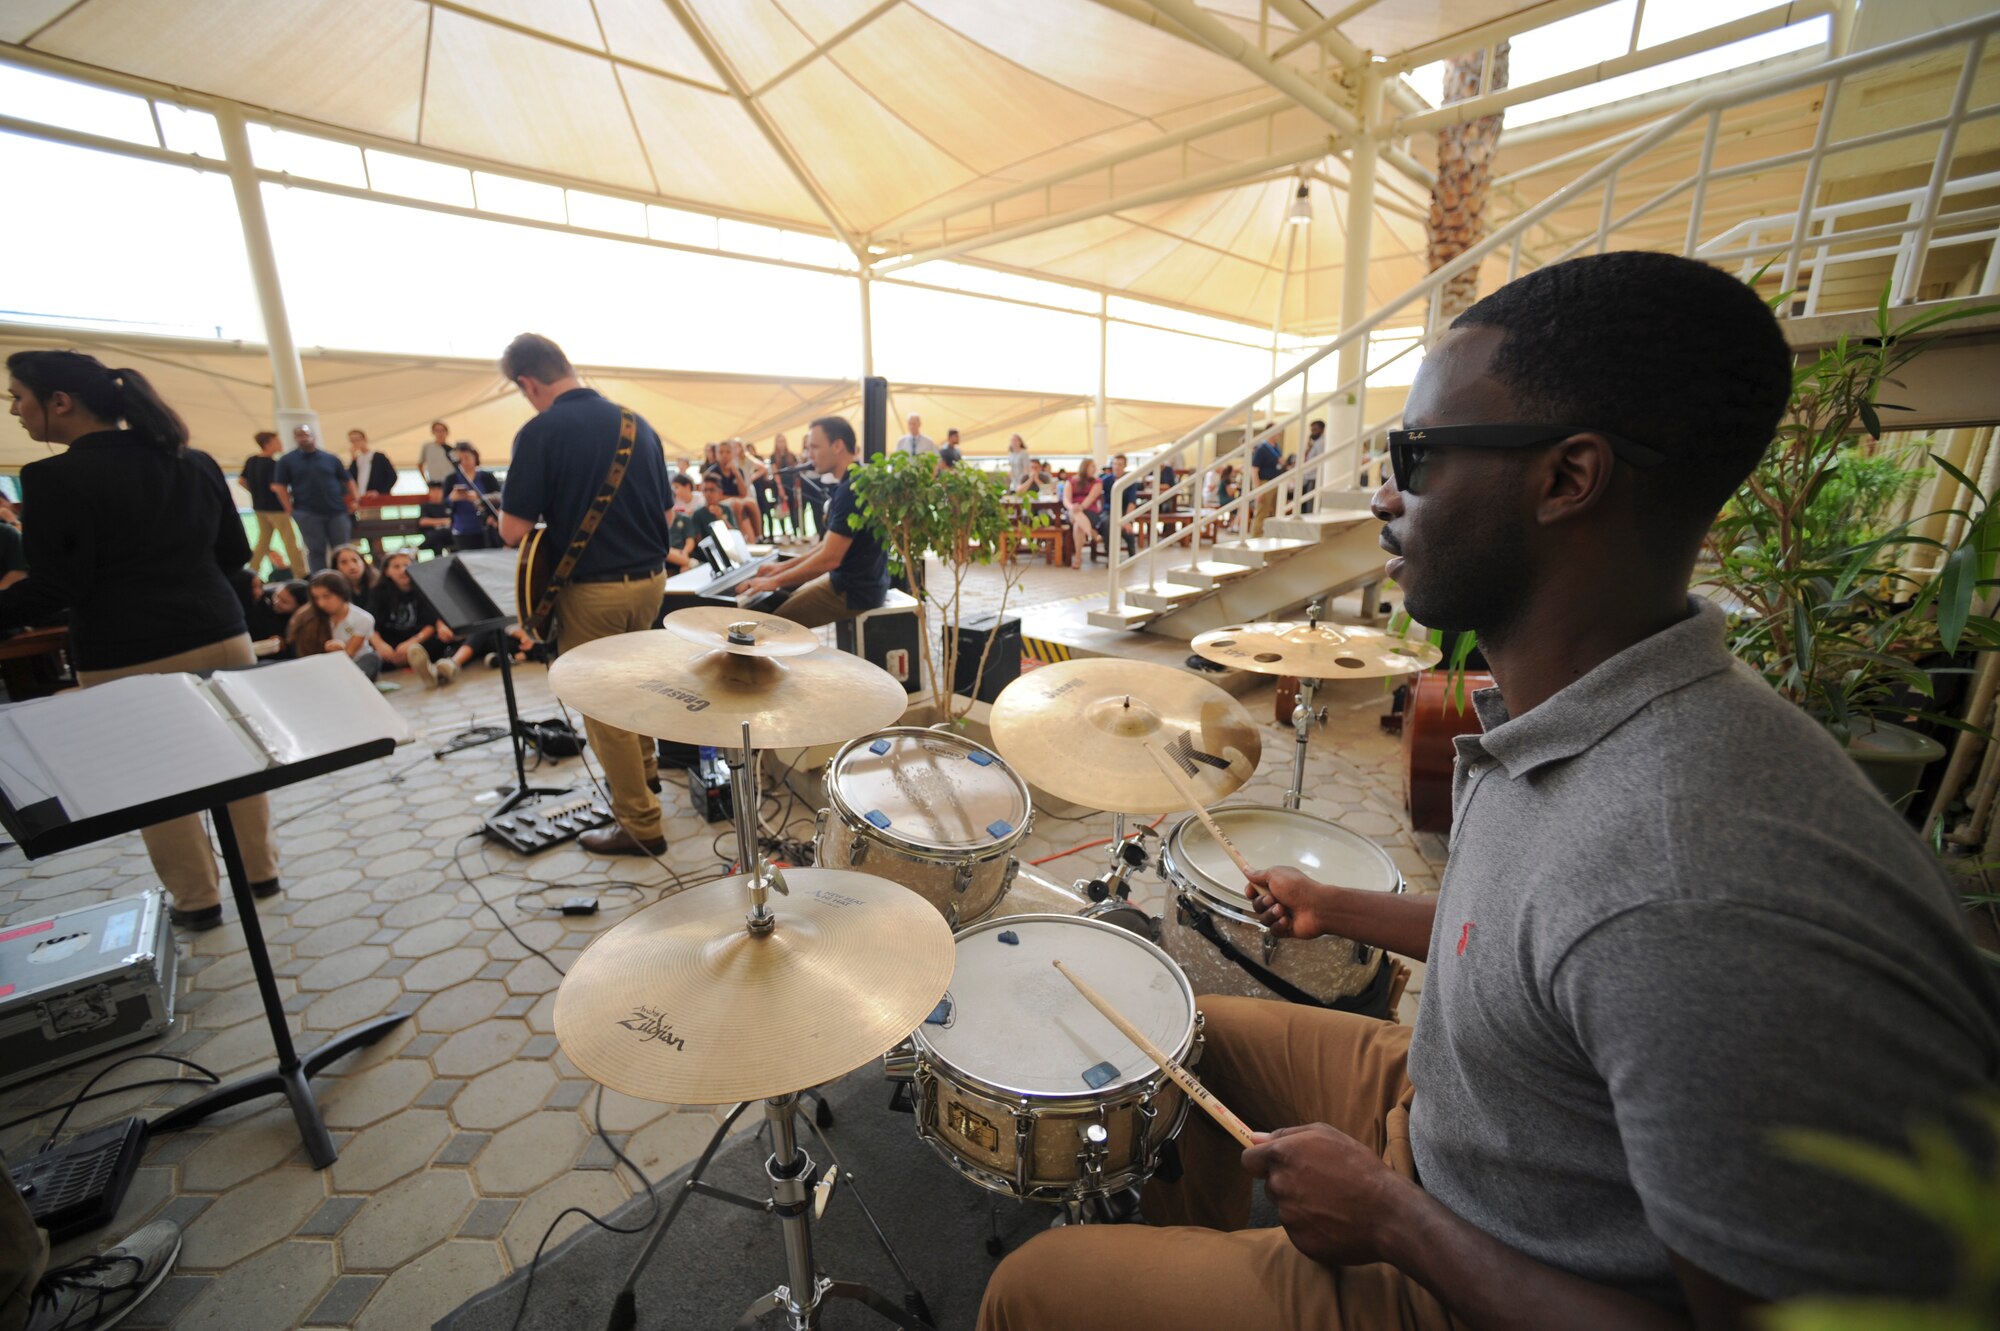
[0,625,73,699]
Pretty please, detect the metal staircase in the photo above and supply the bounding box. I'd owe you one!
[1088,10,2000,636]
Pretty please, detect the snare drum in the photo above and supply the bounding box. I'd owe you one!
[1160,804,1403,1010]
[911,915,1197,1203]
[815,728,1032,926]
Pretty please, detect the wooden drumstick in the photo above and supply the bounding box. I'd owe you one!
[1053,959,1258,1149]
[1144,741,1256,881]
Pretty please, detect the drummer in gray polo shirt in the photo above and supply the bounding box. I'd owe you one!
[978,252,2000,1331]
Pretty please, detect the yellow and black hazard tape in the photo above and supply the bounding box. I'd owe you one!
[1020,636,1074,664]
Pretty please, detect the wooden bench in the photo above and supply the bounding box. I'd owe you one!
[1005,526,1063,565]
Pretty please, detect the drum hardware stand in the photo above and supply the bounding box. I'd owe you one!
[606,1094,932,1331]
[1284,600,1331,812]
[1082,815,1157,904]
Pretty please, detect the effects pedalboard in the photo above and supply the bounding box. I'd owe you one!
[482,789,615,855]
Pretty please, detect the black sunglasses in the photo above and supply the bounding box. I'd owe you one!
[1385,423,1665,495]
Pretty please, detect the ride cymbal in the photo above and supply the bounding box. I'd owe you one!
[989,658,1260,815]
[549,630,907,748]
[1190,621,1442,679]
[554,868,954,1105]
[663,606,819,658]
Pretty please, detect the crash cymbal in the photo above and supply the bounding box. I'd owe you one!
[989,659,1260,815]
[550,630,908,748]
[1190,621,1443,679]
[554,868,954,1104]
[663,606,818,658]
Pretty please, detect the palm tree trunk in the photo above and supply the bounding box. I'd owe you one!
[1427,42,1511,323]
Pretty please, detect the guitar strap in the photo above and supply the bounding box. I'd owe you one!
[531,408,637,633]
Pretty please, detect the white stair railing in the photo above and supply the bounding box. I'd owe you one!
[1102,10,2000,621]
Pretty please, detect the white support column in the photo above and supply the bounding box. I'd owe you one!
[1094,293,1110,466]
[1338,91,1379,482]
[858,268,875,379]
[215,105,314,439]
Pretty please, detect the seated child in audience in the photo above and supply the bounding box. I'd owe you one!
[231,566,288,656]
[256,578,310,657]
[286,570,380,681]
[368,550,465,686]
[418,483,454,556]
[331,543,381,601]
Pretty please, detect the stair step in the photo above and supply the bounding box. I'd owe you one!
[1086,605,1158,630]
[1263,506,1377,541]
[1211,537,1313,566]
[1169,560,1259,591]
[1127,582,1208,611]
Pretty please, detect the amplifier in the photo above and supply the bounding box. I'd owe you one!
[686,746,734,823]
[952,614,1022,703]
[838,596,923,696]
[482,789,614,854]
[0,891,176,1091]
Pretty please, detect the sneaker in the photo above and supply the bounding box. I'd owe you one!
[27,1218,181,1331]
[484,652,501,669]
[405,642,436,687]
[167,904,222,932]
[435,656,459,685]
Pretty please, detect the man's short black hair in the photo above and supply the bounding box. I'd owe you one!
[812,415,858,454]
[500,333,573,384]
[672,472,694,490]
[1452,251,1792,533]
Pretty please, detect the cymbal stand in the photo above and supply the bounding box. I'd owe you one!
[1082,811,1157,908]
[1284,600,1329,812]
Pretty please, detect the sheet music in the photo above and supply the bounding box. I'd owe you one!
[208,654,412,765]
[4,674,265,820]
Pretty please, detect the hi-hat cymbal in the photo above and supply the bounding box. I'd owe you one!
[554,868,953,1104]
[550,630,907,748]
[989,659,1260,815]
[1190,621,1443,679]
[663,606,818,658]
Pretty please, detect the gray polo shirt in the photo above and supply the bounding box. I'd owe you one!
[1408,600,2000,1310]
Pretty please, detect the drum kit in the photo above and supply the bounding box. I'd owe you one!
[546,605,1436,1329]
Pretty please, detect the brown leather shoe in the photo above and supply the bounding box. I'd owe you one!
[580,826,667,857]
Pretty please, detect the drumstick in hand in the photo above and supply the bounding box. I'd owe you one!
[1054,959,1257,1149]
[1144,741,1256,880]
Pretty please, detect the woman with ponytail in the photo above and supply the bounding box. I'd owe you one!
[1,349,281,932]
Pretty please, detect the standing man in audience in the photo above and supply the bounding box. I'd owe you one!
[420,418,456,487]
[273,423,357,573]
[240,428,303,576]
[347,428,398,495]
[939,428,964,468]
[1249,427,1284,536]
[496,333,673,857]
[895,413,936,457]
[1299,417,1326,513]
[743,415,887,629]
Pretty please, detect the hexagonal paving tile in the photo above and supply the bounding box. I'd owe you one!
[472,1112,586,1195]
[415,979,509,1034]
[178,1166,325,1270]
[501,1169,628,1265]
[291,916,377,959]
[303,978,403,1033]
[451,1061,556,1131]
[179,1104,305,1192]
[400,946,486,993]
[340,1169,475,1271]
[381,894,455,929]
[328,1108,451,1194]
[170,1238,335,1331]
[319,1059,431,1131]
[433,1019,532,1078]
[389,917,473,959]
[352,1240,505,1331]
[297,946,391,992]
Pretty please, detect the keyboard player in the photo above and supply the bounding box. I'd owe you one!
[741,415,888,629]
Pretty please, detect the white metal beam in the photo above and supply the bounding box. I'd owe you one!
[214,105,312,435]
[751,0,902,97]
[424,0,723,94]
[1497,47,1828,149]
[1385,0,1636,75]
[1113,0,1361,139]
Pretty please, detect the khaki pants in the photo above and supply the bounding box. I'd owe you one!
[556,575,666,842]
[775,575,854,631]
[1250,487,1278,538]
[0,1167,44,1331]
[249,511,303,577]
[76,635,277,913]
[977,997,1462,1331]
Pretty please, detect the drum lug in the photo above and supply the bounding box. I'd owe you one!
[1260,929,1279,965]
[953,860,975,895]
[1000,857,1021,898]
[847,836,869,867]
[945,899,960,929]
[1076,1120,1110,1190]
[1353,941,1373,965]
[1013,1105,1034,1195]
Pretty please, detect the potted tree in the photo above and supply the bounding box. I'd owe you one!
[1703,291,2000,806]
[847,453,1043,727]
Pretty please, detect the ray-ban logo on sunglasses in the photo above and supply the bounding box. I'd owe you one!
[1166,730,1230,777]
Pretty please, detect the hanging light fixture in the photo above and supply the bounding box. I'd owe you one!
[1286,180,1312,227]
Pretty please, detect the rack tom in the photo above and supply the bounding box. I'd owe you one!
[910,915,1197,1203]
[815,728,1031,926]
[1160,804,1403,1012]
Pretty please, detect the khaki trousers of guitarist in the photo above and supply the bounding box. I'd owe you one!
[977,997,1464,1331]
[556,574,666,843]
[76,634,278,913]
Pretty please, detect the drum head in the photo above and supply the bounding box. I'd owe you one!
[1172,805,1398,911]
[828,728,1030,855]
[917,916,1193,1099]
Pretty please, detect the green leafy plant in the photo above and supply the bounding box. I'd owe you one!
[1702,292,2000,744]
[1762,1101,2000,1331]
[848,453,1044,725]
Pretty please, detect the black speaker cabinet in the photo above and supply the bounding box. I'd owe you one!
[863,376,888,460]
[952,613,1021,703]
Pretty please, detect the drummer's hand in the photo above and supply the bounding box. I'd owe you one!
[1243,865,1333,940]
[1242,1123,1403,1268]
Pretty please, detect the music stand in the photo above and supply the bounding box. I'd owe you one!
[0,667,409,1169]
[409,553,568,816]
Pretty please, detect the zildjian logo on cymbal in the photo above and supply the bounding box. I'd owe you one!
[1165,730,1231,777]
[618,1006,687,1050]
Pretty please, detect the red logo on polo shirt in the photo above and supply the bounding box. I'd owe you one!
[1456,921,1474,956]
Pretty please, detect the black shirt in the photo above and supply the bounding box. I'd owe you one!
[0,523,23,579]
[241,453,283,512]
[350,451,398,495]
[370,580,435,641]
[825,471,888,611]
[0,431,249,670]
[500,388,671,579]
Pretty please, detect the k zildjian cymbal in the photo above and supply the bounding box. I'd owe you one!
[553,868,954,1104]
[549,629,908,748]
[989,658,1260,815]
[662,606,819,657]
[1189,621,1443,679]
